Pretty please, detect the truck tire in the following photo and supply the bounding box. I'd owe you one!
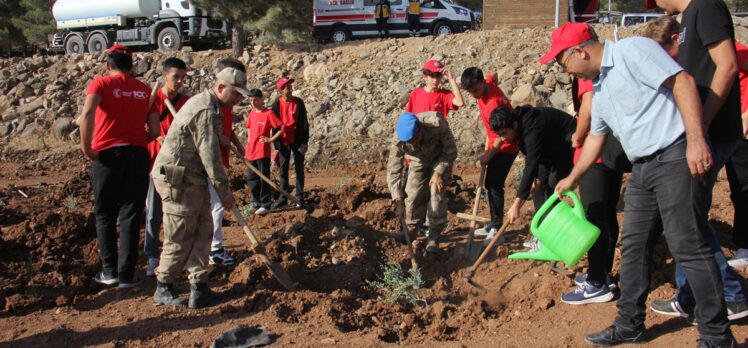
[64,35,85,55]
[329,26,350,43]
[432,21,453,36]
[87,33,108,54]
[157,27,182,51]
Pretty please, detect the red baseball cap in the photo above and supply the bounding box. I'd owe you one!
[422,60,444,73]
[645,0,658,10]
[539,23,594,64]
[276,77,294,91]
[107,44,132,57]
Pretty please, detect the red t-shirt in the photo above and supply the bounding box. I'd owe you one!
[478,76,518,154]
[245,108,283,161]
[87,73,152,152]
[573,79,603,165]
[736,41,748,113]
[220,107,233,167]
[404,87,458,119]
[278,97,299,145]
[146,90,190,167]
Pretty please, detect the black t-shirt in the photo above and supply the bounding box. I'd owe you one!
[678,0,742,144]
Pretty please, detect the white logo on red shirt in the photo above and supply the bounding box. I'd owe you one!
[113,88,148,100]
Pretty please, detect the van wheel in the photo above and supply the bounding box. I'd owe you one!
[329,26,350,43]
[64,35,85,55]
[432,21,453,36]
[87,33,108,54]
[157,27,182,51]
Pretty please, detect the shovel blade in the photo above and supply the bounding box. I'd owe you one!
[454,242,484,262]
[256,254,296,291]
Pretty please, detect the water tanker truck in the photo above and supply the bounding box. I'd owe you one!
[50,0,227,54]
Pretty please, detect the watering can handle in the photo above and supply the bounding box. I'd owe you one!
[531,191,559,232]
[562,190,586,220]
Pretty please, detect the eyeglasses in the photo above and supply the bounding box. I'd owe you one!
[557,46,577,71]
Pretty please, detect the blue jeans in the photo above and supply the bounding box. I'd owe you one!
[675,140,745,305]
[613,139,730,339]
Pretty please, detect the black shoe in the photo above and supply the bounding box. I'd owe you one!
[585,325,644,346]
[188,283,222,309]
[696,335,737,348]
[117,276,142,289]
[153,282,187,306]
[271,200,288,210]
[727,301,748,320]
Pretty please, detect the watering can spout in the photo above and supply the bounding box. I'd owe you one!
[508,246,561,262]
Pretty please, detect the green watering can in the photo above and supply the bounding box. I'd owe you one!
[508,190,600,267]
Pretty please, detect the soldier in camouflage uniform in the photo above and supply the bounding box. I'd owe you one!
[387,111,458,255]
[150,68,250,308]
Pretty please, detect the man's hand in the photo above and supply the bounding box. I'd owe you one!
[394,199,405,218]
[506,200,521,224]
[554,176,578,197]
[299,144,308,156]
[221,194,235,210]
[430,173,444,193]
[157,136,165,144]
[686,138,713,177]
[82,147,99,161]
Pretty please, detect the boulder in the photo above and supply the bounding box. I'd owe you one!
[52,117,76,139]
[18,97,44,115]
[510,84,536,107]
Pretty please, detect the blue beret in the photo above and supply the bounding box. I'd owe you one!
[396,112,419,142]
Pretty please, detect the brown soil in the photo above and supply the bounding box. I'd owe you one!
[1,153,747,347]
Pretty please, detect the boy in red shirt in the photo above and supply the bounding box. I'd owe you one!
[208,58,246,267]
[405,60,465,119]
[460,67,518,242]
[245,89,282,215]
[78,45,159,288]
[271,77,310,208]
[144,57,189,277]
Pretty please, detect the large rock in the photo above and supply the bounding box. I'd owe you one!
[549,90,569,110]
[18,97,44,115]
[510,84,536,107]
[52,117,76,139]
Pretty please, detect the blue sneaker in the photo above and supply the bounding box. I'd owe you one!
[561,281,614,305]
[574,273,618,291]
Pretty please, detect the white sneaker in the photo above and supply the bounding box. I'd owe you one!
[473,225,490,237]
[254,207,269,216]
[146,258,159,277]
[728,248,748,268]
[483,227,505,247]
[523,238,541,252]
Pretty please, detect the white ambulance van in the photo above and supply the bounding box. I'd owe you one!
[312,0,475,43]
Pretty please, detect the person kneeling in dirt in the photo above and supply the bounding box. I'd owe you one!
[150,68,249,308]
[387,111,457,255]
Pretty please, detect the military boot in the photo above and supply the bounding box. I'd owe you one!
[188,283,221,309]
[153,282,187,306]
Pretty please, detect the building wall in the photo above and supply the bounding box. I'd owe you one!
[483,0,569,29]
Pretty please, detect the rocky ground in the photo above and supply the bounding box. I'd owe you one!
[2,23,748,347]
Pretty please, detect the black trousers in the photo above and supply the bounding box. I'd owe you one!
[407,14,420,33]
[248,158,272,209]
[278,144,305,203]
[485,152,517,230]
[376,18,389,38]
[727,140,748,249]
[91,145,149,282]
[579,163,623,285]
[613,140,729,339]
[531,151,573,211]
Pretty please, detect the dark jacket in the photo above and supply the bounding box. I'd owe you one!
[514,106,576,200]
[271,96,310,147]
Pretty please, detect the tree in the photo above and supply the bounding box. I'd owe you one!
[0,0,24,56]
[190,0,280,57]
[246,1,312,44]
[11,0,54,46]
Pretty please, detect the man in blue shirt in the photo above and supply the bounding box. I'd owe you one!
[545,23,735,347]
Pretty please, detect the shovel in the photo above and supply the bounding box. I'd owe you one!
[231,206,296,291]
[399,215,418,270]
[454,165,488,262]
[462,219,511,292]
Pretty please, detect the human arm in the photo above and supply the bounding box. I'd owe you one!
[431,121,458,192]
[702,39,739,127]
[479,136,503,165]
[554,133,607,197]
[146,111,160,141]
[444,69,465,108]
[79,94,101,160]
[572,91,592,148]
[296,99,310,154]
[386,140,406,200]
[662,71,713,177]
[230,130,244,157]
[194,111,234,208]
